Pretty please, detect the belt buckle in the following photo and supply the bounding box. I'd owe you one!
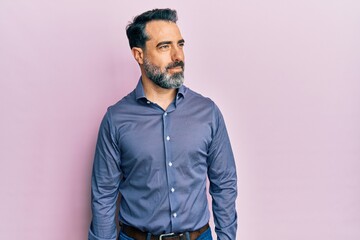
[159,232,177,240]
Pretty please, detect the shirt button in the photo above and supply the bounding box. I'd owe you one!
[173,213,177,218]
[168,162,173,167]
[146,101,150,104]
[164,112,167,116]
[171,188,175,192]
[166,136,170,141]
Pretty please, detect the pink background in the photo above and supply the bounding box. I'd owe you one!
[1,1,359,239]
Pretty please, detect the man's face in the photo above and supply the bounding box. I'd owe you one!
[142,20,185,89]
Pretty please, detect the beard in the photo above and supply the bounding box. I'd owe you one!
[143,58,185,89]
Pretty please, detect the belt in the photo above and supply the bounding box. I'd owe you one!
[121,223,209,240]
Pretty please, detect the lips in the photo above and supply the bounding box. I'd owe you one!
[166,61,185,70]
[169,66,182,70]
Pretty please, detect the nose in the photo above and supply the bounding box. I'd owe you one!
[171,45,184,62]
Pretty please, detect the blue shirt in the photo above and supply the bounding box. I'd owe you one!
[89,79,237,240]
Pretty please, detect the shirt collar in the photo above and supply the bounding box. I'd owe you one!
[177,84,186,99]
[135,77,187,102]
[135,77,147,101]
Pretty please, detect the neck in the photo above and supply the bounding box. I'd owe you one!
[141,74,177,111]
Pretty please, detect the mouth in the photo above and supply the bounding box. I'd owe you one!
[166,61,185,72]
[169,66,183,70]
[167,66,183,73]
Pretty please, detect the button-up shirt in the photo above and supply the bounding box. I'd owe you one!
[88,79,237,240]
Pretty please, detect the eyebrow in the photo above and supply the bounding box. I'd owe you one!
[156,39,185,48]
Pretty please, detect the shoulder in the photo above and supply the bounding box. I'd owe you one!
[183,86,217,109]
[106,90,136,115]
[184,86,226,123]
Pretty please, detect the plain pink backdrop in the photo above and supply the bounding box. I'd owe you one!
[1,1,359,239]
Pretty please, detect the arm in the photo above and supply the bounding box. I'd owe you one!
[88,110,121,240]
[207,104,238,240]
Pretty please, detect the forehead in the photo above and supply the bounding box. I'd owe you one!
[145,20,182,43]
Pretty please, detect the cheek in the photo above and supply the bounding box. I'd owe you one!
[160,59,173,70]
[147,52,173,69]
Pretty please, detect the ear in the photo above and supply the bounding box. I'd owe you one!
[131,47,144,65]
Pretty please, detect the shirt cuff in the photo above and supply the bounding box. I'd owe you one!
[88,226,117,240]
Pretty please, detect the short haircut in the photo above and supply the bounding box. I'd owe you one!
[126,8,178,49]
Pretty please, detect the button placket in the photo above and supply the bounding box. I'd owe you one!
[163,110,178,226]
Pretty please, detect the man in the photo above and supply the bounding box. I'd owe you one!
[88,8,237,240]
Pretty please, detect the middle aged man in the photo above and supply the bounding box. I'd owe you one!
[89,8,237,240]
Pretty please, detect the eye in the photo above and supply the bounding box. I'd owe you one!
[159,44,170,50]
[179,42,185,48]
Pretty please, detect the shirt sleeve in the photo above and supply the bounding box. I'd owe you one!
[88,109,121,240]
[207,104,238,240]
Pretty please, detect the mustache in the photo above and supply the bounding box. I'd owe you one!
[166,61,185,70]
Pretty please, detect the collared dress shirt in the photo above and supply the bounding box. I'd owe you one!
[88,79,237,240]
